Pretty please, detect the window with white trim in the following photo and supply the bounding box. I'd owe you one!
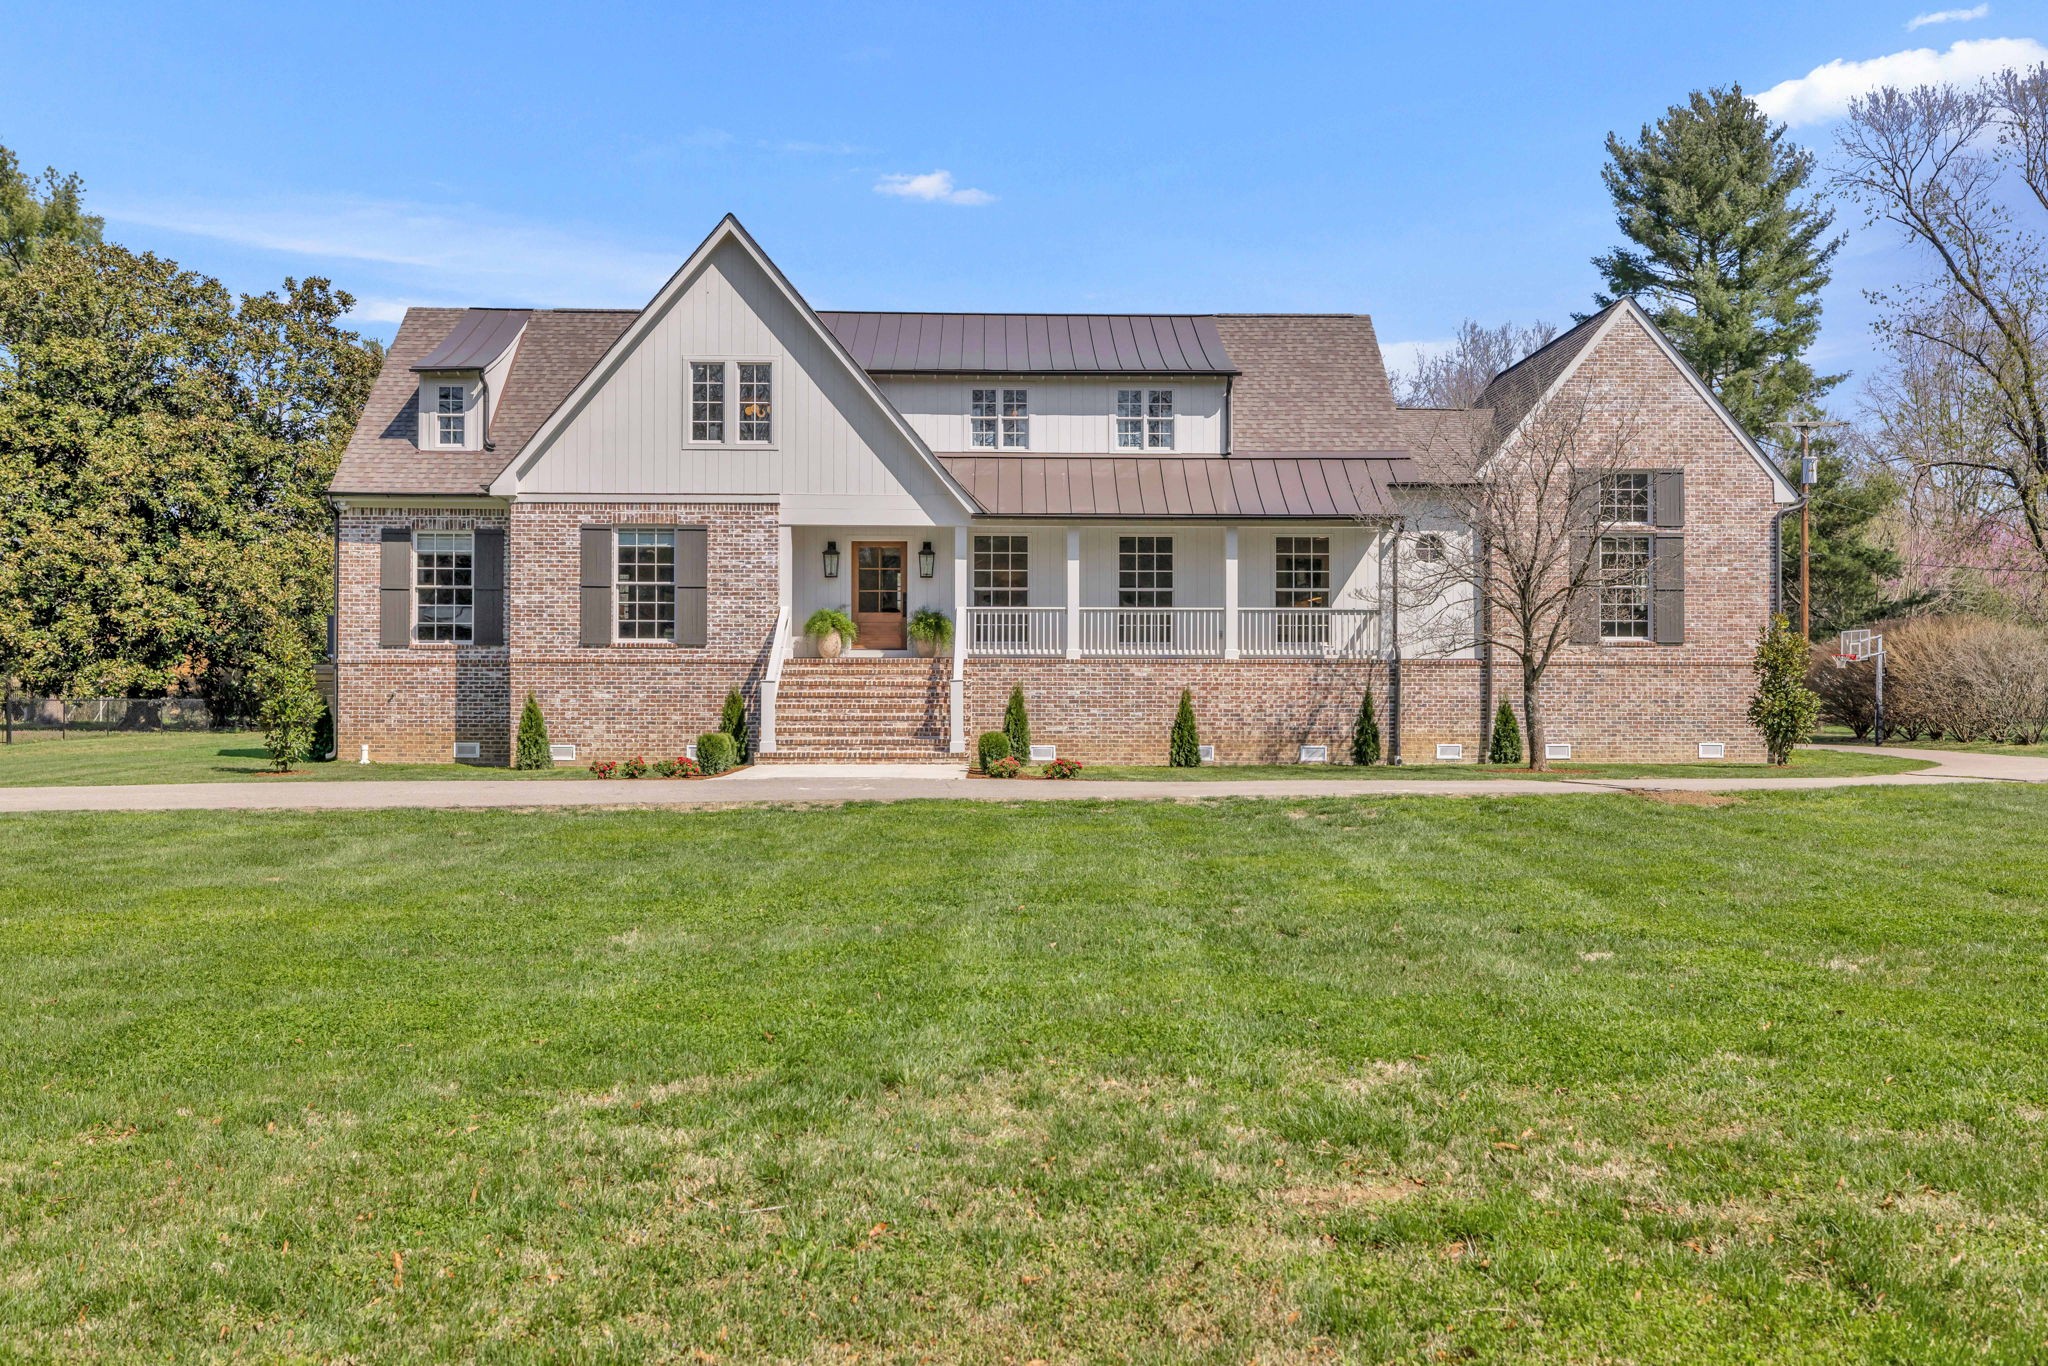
[1598,535,1651,639]
[1275,536,1329,608]
[1414,532,1445,563]
[972,535,1028,606]
[1116,389,1175,449]
[435,385,465,448]
[415,532,473,642]
[690,362,725,443]
[617,529,677,640]
[1002,389,1029,447]
[737,362,772,442]
[1118,536,1173,607]
[970,389,998,448]
[1600,472,1651,525]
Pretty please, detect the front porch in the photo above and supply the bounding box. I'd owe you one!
[763,521,1406,758]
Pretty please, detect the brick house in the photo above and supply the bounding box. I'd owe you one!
[328,215,1797,766]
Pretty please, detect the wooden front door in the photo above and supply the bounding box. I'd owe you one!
[851,541,907,649]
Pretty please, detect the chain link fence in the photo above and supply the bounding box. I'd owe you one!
[2,697,220,735]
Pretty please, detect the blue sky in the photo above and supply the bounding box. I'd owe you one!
[6,0,2046,401]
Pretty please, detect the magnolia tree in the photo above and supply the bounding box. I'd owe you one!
[1397,383,1648,770]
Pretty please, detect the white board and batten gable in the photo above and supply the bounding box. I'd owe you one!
[494,217,974,526]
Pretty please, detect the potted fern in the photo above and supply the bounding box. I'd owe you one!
[805,607,858,658]
[908,607,953,658]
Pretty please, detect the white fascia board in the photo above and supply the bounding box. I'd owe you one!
[489,215,980,518]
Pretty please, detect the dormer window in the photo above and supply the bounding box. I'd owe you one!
[435,385,466,448]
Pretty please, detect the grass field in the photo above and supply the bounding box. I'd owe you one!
[1080,749,1933,781]
[0,730,1933,788]
[3,787,2045,1361]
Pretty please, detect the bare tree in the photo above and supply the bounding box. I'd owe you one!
[1396,319,1558,409]
[1834,67,2048,565]
[1399,383,1646,769]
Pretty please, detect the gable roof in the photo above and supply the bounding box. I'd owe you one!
[331,308,633,495]
[1212,315,1405,453]
[1472,299,1799,504]
[819,312,1237,374]
[491,215,977,514]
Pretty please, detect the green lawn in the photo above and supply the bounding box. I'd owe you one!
[0,730,591,786]
[1081,748,1934,781]
[1813,727,2048,759]
[3,788,2045,1361]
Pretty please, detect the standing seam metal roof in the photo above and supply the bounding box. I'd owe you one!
[410,308,533,371]
[818,312,1238,374]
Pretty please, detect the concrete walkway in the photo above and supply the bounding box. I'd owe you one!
[0,745,2038,815]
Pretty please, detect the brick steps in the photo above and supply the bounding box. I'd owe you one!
[765,657,955,762]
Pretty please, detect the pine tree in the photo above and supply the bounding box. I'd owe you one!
[1003,685,1030,760]
[1593,86,1842,438]
[1488,699,1523,766]
[1781,441,1917,636]
[721,687,749,762]
[514,694,554,769]
[1350,688,1381,766]
[1169,688,1201,767]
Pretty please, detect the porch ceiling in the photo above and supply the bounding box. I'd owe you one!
[936,454,1417,519]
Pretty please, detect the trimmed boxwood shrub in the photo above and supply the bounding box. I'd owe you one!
[696,732,738,775]
[1487,699,1522,765]
[977,730,1011,774]
[1169,688,1201,767]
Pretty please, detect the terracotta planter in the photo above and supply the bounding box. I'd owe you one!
[911,635,939,658]
[815,630,844,658]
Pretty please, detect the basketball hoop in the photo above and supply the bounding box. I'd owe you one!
[1833,628,1887,743]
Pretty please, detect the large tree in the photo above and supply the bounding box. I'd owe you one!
[0,144,102,272]
[1594,86,1842,439]
[1396,319,1557,409]
[1834,67,2048,577]
[0,241,379,717]
[1782,437,1916,636]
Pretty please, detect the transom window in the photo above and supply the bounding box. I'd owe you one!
[1598,535,1651,640]
[737,362,772,443]
[617,529,677,640]
[972,389,1028,448]
[1117,389,1174,449]
[435,385,465,447]
[690,362,725,443]
[1601,472,1652,525]
[1275,536,1330,608]
[415,532,473,643]
[972,535,1029,606]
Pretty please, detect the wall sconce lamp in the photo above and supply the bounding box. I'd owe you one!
[822,541,841,579]
[918,541,936,578]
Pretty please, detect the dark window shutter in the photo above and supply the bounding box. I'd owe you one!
[1569,533,1600,645]
[676,525,708,648]
[1653,534,1685,645]
[580,526,614,647]
[1654,470,1685,528]
[379,529,412,648]
[472,527,506,647]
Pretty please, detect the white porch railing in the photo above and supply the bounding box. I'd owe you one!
[1078,608,1226,658]
[1238,608,1383,659]
[964,607,1066,657]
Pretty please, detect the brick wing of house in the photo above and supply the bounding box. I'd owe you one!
[328,215,1799,766]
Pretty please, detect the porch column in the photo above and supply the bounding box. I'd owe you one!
[950,524,968,754]
[1223,525,1240,660]
[1064,528,1081,660]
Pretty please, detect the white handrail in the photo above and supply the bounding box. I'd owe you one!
[759,604,789,753]
[963,607,1065,657]
[1078,607,1225,658]
[1239,608,1382,659]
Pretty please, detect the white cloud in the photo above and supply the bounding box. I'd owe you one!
[101,193,680,308]
[1907,5,1989,30]
[873,170,995,206]
[1755,36,2048,125]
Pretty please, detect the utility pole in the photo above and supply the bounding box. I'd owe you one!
[1774,419,1851,639]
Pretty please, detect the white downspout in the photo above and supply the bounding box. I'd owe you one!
[950,524,968,754]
